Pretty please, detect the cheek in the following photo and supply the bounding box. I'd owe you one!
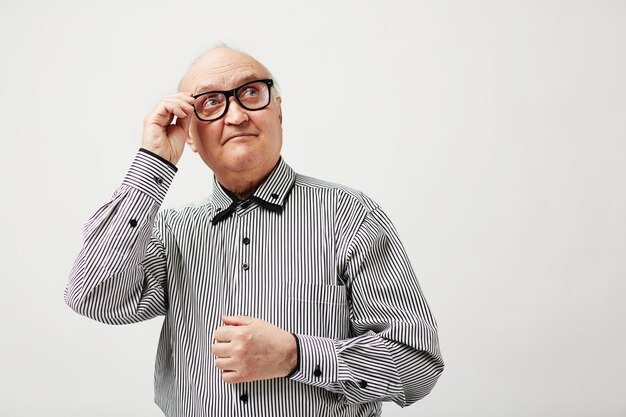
[268,121,283,146]
[191,123,222,151]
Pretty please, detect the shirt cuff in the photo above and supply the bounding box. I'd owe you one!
[287,334,338,387]
[121,149,177,204]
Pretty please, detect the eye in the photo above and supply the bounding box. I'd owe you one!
[202,94,223,109]
[241,87,259,98]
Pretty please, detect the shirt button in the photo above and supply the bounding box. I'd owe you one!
[313,366,322,377]
[153,176,163,185]
[242,237,250,245]
[359,380,368,388]
[216,207,223,213]
[242,263,249,271]
[240,393,248,403]
[241,201,251,209]
[129,219,137,228]
[270,193,279,199]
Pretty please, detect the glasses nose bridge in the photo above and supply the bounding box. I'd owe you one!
[228,84,246,104]
[225,86,238,102]
[224,87,247,111]
[222,90,249,122]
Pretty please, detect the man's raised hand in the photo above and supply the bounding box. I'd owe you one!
[141,92,195,166]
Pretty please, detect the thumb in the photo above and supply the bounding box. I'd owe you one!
[222,315,253,326]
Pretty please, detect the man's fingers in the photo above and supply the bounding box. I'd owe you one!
[147,95,193,127]
[213,325,236,342]
[211,341,230,357]
[222,315,254,326]
[146,107,173,128]
[164,92,194,105]
[164,93,194,110]
[170,107,185,119]
[163,102,192,120]
[214,357,235,370]
[221,370,240,384]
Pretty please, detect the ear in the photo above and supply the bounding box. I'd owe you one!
[276,96,282,125]
[186,128,198,153]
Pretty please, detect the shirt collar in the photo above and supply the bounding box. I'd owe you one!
[210,157,296,218]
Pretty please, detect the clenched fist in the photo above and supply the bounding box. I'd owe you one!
[212,315,298,383]
[141,92,195,166]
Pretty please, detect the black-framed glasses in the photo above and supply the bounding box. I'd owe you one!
[192,79,274,122]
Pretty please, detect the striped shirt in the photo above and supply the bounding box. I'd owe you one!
[65,149,444,417]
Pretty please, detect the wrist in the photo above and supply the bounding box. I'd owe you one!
[139,148,179,172]
[284,333,299,378]
[139,137,181,166]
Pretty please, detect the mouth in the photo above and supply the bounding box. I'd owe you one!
[224,132,257,143]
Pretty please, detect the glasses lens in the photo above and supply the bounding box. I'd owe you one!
[195,93,227,120]
[237,81,270,110]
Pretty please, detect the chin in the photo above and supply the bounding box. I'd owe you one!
[224,148,267,173]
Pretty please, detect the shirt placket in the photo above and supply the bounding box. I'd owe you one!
[231,201,252,313]
[235,203,253,415]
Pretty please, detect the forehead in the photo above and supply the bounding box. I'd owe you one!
[183,50,268,93]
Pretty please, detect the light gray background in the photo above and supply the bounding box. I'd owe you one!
[1,1,624,416]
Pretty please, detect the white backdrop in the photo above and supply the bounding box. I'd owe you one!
[1,1,625,416]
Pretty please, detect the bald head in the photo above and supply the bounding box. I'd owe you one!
[178,47,279,96]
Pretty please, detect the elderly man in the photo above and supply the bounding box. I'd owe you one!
[65,47,443,416]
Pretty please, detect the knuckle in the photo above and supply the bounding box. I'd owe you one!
[234,343,247,355]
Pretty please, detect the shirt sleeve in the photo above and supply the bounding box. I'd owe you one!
[289,205,444,407]
[64,149,176,325]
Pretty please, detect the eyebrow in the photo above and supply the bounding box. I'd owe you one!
[193,74,264,95]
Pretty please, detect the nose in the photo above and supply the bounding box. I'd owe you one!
[223,97,249,125]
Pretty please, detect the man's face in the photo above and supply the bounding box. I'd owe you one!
[182,49,283,182]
